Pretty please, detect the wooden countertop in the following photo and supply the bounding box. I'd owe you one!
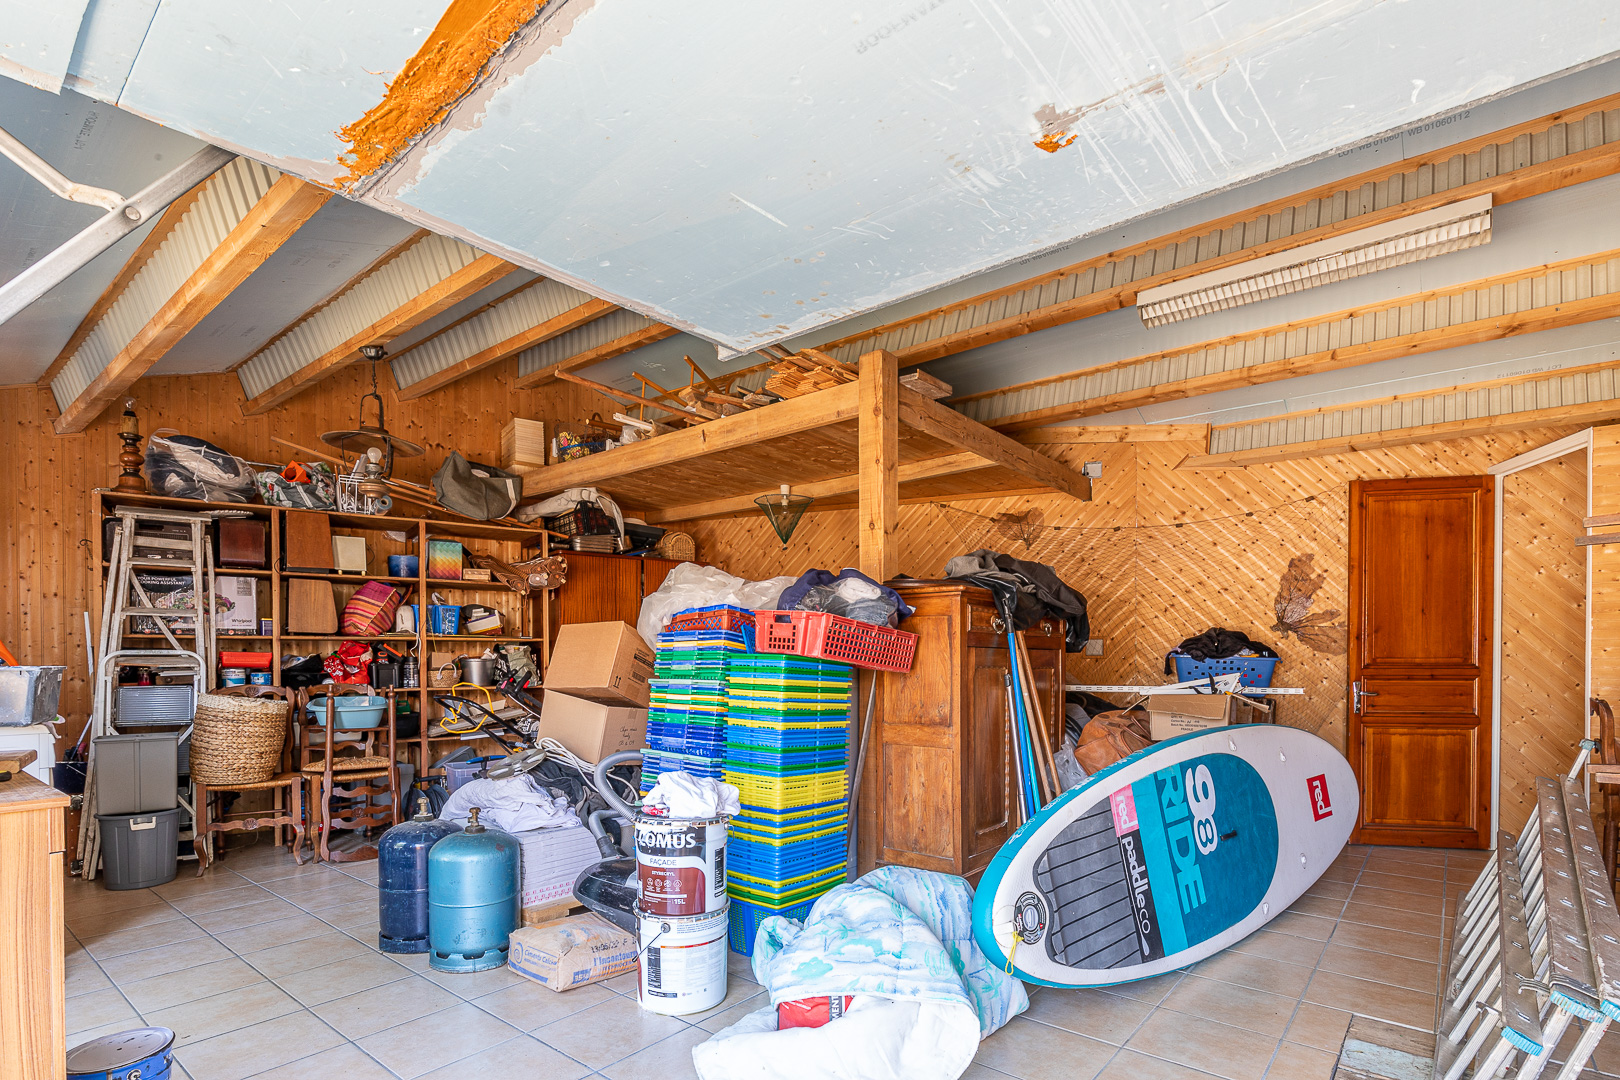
[0,772,70,814]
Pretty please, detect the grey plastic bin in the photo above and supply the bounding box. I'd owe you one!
[92,733,179,814]
[98,809,179,890]
[0,665,64,726]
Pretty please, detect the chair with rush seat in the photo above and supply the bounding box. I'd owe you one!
[297,686,400,863]
[192,685,306,874]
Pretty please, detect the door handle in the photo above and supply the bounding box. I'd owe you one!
[1352,681,1379,713]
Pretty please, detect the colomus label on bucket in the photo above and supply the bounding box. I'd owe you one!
[635,815,727,916]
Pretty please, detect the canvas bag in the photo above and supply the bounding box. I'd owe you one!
[432,452,522,520]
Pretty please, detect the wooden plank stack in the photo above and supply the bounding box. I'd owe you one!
[501,418,547,470]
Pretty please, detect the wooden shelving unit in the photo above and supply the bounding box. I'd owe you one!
[90,489,553,781]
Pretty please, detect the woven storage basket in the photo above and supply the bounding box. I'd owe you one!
[190,692,290,784]
[656,531,695,562]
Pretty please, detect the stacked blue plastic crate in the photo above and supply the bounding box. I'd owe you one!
[640,620,753,793]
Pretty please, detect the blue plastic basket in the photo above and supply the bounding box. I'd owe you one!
[725,744,848,768]
[729,896,818,955]
[729,831,847,869]
[728,728,849,748]
[658,628,755,651]
[1170,654,1278,688]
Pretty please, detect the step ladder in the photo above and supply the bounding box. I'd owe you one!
[77,508,218,880]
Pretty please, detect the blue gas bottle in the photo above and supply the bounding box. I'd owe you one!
[427,806,520,972]
[378,796,462,954]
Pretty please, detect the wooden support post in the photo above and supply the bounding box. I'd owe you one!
[859,349,899,583]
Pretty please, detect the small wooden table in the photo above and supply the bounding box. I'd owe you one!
[0,768,70,1080]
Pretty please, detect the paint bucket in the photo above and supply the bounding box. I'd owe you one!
[249,671,272,686]
[220,669,248,687]
[635,902,729,1015]
[634,814,728,917]
[67,1026,175,1080]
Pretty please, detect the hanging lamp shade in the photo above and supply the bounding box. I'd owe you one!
[755,485,814,547]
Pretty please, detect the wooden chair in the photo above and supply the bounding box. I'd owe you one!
[298,686,400,863]
[1586,696,1620,891]
[193,685,307,874]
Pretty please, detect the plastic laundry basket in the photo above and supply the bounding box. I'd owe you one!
[97,809,179,890]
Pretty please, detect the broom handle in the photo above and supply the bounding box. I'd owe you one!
[1016,631,1061,798]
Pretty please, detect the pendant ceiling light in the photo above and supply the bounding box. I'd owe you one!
[755,485,814,548]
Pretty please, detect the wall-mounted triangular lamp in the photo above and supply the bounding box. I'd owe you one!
[755,485,814,548]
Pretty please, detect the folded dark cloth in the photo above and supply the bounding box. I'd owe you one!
[776,567,916,622]
[943,549,1090,651]
[1164,627,1279,675]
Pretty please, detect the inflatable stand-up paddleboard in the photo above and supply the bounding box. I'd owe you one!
[973,724,1357,987]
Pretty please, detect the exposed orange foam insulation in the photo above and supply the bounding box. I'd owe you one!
[336,0,550,186]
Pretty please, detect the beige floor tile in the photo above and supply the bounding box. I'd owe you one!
[166,884,275,916]
[960,1065,1018,1080]
[66,1019,154,1050]
[357,1001,524,1079]
[1357,870,1446,897]
[98,936,234,983]
[314,899,377,931]
[1349,885,1444,915]
[173,1009,344,1080]
[1263,911,1337,941]
[1096,1050,1223,1079]
[390,948,532,999]
[1266,1041,1337,1079]
[1317,943,1439,994]
[221,917,349,963]
[274,950,411,1006]
[600,1025,715,1080]
[726,950,760,985]
[280,880,378,913]
[150,869,251,898]
[1162,975,1299,1038]
[1282,1002,1352,1052]
[146,980,302,1047]
[419,1034,591,1080]
[64,954,113,997]
[600,968,644,995]
[1327,920,1442,963]
[533,994,690,1070]
[473,977,618,1032]
[65,987,141,1038]
[1024,987,1153,1045]
[694,991,774,1033]
[1098,970,1185,1004]
[191,896,306,934]
[1190,951,1313,999]
[1340,900,1443,937]
[81,916,207,960]
[1319,861,1364,885]
[1303,878,1354,901]
[313,973,462,1040]
[228,858,339,886]
[677,974,769,1026]
[1368,847,1447,867]
[974,1015,1115,1080]
[244,1042,395,1080]
[1128,1011,1280,1080]
[1228,929,1327,968]
[121,956,266,1013]
[1363,856,1446,882]
[64,885,168,918]
[1285,894,1347,920]
[67,900,187,938]
[1302,970,1436,1032]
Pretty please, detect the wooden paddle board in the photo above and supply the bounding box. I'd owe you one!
[973,724,1357,987]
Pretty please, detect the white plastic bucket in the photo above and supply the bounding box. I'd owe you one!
[636,903,729,1015]
[634,814,728,917]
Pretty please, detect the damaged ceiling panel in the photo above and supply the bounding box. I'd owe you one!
[42,0,1620,356]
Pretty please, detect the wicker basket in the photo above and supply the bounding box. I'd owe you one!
[190,692,290,785]
[656,531,695,562]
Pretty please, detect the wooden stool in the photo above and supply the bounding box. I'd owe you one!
[193,686,307,874]
[1585,696,1620,891]
[299,688,400,863]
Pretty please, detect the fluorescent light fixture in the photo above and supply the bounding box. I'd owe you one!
[1136,194,1493,328]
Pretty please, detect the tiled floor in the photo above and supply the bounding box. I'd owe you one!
[61,842,1620,1080]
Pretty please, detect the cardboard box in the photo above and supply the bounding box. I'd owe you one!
[539,691,648,763]
[546,621,655,706]
[1147,694,1269,742]
[508,914,637,991]
[215,575,259,635]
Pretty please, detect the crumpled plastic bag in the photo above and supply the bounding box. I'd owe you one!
[643,771,740,818]
[439,774,581,832]
[144,432,257,502]
[637,563,797,649]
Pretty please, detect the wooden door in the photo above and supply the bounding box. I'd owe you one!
[964,644,1015,876]
[1348,476,1494,848]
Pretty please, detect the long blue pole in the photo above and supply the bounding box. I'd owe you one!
[1008,633,1040,812]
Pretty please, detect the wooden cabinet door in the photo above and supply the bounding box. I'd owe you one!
[963,646,1014,877]
[642,558,681,597]
[1348,477,1494,848]
[551,554,642,632]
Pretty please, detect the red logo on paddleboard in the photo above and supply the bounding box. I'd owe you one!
[1306,774,1332,820]
[1110,787,1139,835]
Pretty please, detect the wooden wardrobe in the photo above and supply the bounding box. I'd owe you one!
[856,580,1066,882]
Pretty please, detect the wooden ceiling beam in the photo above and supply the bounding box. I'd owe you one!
[35,184,209,388]
[512,322,679,389]
[395,296,616,400]
[54,175,331,434]
[240,249,515,415]
[1178,399,1620,469]
[897,389,1093,501]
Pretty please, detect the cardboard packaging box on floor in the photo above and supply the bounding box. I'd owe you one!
[538,691,648,763]
[1146,693,1270,742]
[545,621,655,707]
[508,913,638,991]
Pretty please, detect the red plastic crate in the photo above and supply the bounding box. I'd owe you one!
[668,604,756,635]
[754,610,917,673]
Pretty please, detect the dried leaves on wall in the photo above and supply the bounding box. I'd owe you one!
[1272,554,1348,656]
